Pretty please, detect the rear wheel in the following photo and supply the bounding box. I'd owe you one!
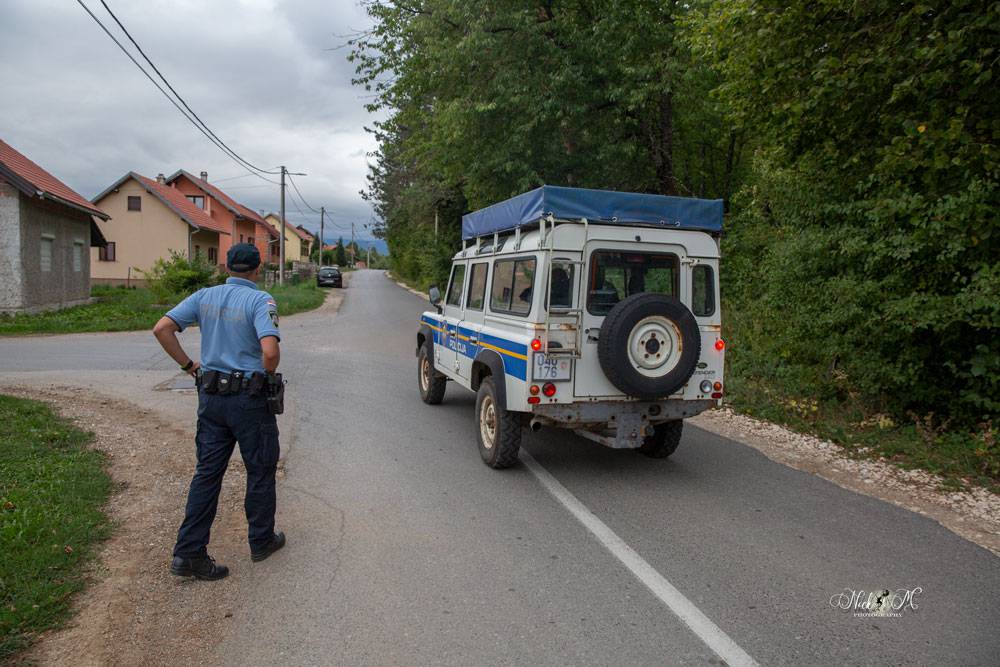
[418,343,446,405]
[476,377,521,469]
[639,420,683,458]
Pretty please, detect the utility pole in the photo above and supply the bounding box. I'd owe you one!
[279,166,286,285]
[350,222,356,268]
[367,244,371,268]
[319,206,325,267]
[434,207,439,238]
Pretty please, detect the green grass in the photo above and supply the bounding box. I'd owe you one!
[724,372,1000,494]
[0,286,166,335]
[0,395,112,660]
[265,281,326,316]
[0,282,327,336]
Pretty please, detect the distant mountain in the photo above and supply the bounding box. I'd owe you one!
[319,236,388,255]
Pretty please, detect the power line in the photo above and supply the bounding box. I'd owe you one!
[286,174,320,213]
[76,0,281,182]
[96,0,280,176]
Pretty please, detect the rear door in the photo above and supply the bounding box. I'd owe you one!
[574,243,686,398]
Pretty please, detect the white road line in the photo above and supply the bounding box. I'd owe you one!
[520,450,759,667]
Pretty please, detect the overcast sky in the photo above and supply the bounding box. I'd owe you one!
[0,0,380,243]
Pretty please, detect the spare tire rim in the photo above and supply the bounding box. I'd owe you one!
[628,316,683,377]
[480,395,496,450]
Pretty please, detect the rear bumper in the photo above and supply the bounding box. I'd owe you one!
[531,398,716,427]
[531,398,717,450]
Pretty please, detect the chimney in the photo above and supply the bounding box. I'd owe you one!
[200,171,208,182]
[156,173,166,184]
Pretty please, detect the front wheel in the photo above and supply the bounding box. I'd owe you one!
[475,377,522,469]
[418,344,447,405]
[639,420,683,458]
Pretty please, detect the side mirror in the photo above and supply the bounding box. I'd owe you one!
[428,285,442,313]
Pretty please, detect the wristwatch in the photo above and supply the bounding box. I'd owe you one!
[181,360,194,372]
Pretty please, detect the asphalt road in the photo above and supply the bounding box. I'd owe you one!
[3,269,999,666]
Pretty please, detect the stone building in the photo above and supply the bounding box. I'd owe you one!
[0,138,108,314]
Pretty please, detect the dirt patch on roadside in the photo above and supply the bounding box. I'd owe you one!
[692,407,1000,557]
[4,386,253,666]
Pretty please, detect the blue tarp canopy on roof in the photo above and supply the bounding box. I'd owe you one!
[461,185,723,240]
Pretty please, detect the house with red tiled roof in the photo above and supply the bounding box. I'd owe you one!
[0,138,110,313]
[263,212,314,263]
[166,170,279,265]
[90,172,231,285]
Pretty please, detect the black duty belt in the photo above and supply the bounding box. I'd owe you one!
[196,370,286,414]
[197,369,265,396]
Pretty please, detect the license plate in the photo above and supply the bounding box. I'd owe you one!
[532,355,572,381]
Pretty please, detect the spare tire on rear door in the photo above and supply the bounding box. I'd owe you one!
[596,293,701,399]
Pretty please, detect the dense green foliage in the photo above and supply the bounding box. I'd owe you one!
[351,0,999,482]
[698,0,999,430]
[0,395,112,659]
[142,250,225,303]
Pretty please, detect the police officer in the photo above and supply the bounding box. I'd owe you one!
[152,243,285,581]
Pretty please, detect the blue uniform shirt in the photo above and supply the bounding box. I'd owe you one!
[165,277,280,374]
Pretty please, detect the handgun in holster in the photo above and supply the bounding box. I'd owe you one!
[266,373,286,415]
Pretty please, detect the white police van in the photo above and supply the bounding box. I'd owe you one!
[417,186,725,468]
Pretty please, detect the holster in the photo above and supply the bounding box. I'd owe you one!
[266,373,286,415]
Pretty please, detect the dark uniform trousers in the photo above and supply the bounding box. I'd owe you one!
[173,388,280,558]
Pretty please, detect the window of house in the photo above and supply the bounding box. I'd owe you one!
[73,240,84,272]
[99,241,116,262]
[248,236,255,245]
[587,250,678,315]
[445,263,466,308]
[490,257,536,316]
[240,234,245,243]
[127,196,141,211]
[207,247,218,264]
[186,195,205,209]
[40,236,53,272]
[466,262,488,310]
[692,264,716,317]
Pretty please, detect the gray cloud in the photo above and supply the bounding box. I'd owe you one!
[0,0,378,240]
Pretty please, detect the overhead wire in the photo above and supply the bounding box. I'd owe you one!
[96,0,280,176]
[76,0,281,184]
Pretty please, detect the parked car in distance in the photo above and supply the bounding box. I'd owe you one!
[317,266,342,288]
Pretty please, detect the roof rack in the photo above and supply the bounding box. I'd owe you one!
[461,185,723,241]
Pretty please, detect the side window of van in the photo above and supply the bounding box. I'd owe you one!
[466,262,488,310]
[692,264,715,316]
[490,258,536,316]
[446,263,466,308]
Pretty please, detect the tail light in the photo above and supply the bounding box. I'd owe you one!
[542,383,557,397]
[529,385,540,396]
[715,339,725,351]
[528,396,541,404]
[531,338,543,352]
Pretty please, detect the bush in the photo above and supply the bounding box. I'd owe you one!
[142,251,224,303]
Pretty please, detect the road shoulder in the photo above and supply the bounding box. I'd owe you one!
[691,408,1000,556]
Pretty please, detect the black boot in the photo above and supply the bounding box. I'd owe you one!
[170,554,229,581]
[251,531,286,562]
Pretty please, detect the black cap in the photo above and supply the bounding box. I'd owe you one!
[226,243,261,272]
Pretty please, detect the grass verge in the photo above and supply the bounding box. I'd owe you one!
[0,282,327,335]
[0,395,112,660]
[265,281,326,316]
[725,373,1000,494]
